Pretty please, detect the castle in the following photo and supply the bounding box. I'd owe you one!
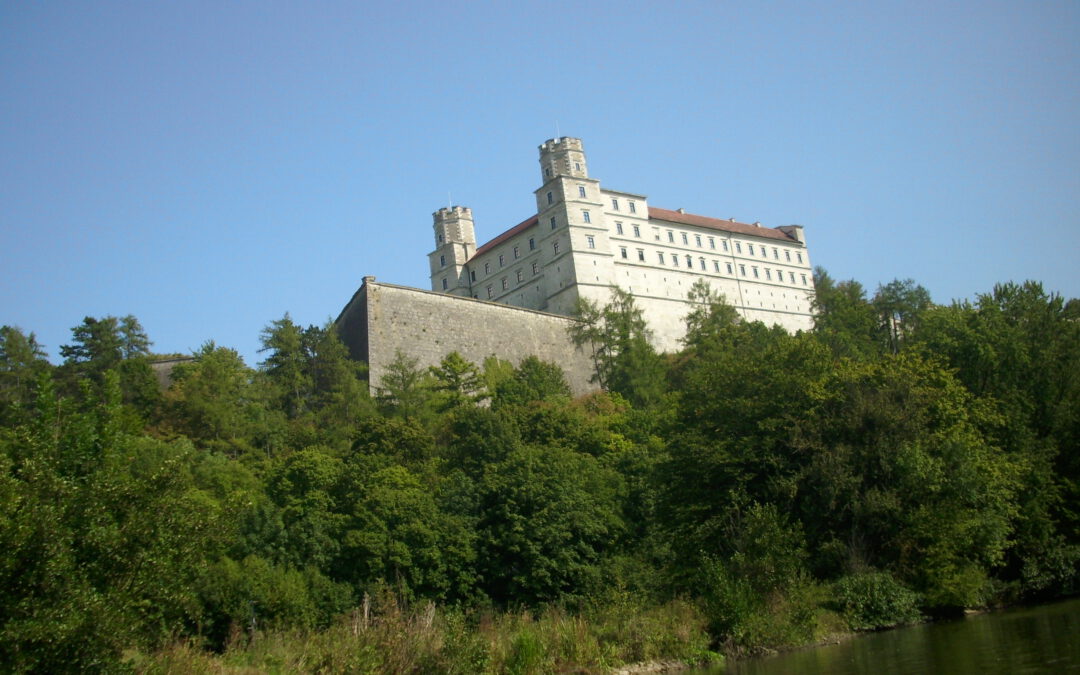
[428,137,815,352]
[338,138,816,394]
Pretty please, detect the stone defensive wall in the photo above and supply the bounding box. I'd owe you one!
[336,277,598,397]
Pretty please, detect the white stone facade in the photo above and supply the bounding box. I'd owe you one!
[428,138,815,352]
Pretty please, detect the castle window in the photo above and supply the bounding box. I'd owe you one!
[773,247,779,259]
[438,234,443,243]
[699,257,706,270]
[658,252,666,264]
[486,286,493,299]
[439,254,446,267]
[513,246,520,259]
[551,217,557,230]
[739,264,746,276]
[633,224,641,237]
[616,222,624,235]
[553,241,560,254]
[736,242,742,254]
[470,270,476,281]
[442,278,448,290]
[499,254,505,267]
[578,186,587,198]
[582,210,591,223]
[695,234,702,247]
[685,255,692,267]
[726,262,733,274]
[516,269,524,283]
[575,162,581,171]
[682,233,688,245]
[654,228,660,241]
[801,274,808,285]
[672,256,679,267]
[797,252,804,264]
[547,191,553,204]
[638,249,645,262]
[587,235,596,249]
[748,244,755,256]
[529,238,536,251]
[723,240,729,252]
[546,167,552,178]
[612,198,619,210]
[752,266,759,278]
[789,271,796,283]
[628,201,636,213]
[765,269,772,280]
[620,246,628,259]
[667,231,674,243]
[777,269,784,281]
[502,277,509,290]
[484,262,491,274]
[532,262,539,275]
[709,237,716,249]
[713,260,720,272]
[785,250,791,262]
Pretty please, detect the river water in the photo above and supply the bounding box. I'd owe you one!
[692,596,1080,674]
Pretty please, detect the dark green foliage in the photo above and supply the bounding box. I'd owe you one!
[3,279,1079,666]
[832,571,922,630]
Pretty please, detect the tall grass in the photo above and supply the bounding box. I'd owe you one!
[132,592,718,674]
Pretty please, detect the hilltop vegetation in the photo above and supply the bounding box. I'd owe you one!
[1,272,1078,672]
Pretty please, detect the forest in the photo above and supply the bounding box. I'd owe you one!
[1,270,1078,673]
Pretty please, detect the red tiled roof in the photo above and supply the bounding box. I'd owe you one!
[472,214,539,257]
[469,207,798,262]
[648,207,797,242]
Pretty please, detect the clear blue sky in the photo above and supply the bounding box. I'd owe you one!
[2,1,1077,366]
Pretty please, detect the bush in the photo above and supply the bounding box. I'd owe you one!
[833,571,922,630]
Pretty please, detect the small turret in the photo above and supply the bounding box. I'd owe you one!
[429,206,476,296]
[539,137,588,182]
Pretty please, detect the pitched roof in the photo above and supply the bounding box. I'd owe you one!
[472,214,539,257]
[648,207,797,242]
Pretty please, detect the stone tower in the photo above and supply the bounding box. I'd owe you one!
[538,137,589,181]
[428,206,476,296]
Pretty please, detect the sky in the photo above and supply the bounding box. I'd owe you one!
[2,1,1078,366]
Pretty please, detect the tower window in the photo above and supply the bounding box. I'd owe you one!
[547,191,553,205]
[801,274,808,285]
[442,278,448,290]
[587,235,596,249]
[439,254,446,267]
[575,162,581,171]
[545,167,552,177]
[797,252,804,264]
[579,185,587,198]
[582,210,591,224]
[551,217,557,230]
[553,241,560,254]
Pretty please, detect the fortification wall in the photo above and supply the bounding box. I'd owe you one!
[337,277,598,397]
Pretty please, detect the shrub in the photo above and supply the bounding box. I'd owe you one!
[833,571,922,630]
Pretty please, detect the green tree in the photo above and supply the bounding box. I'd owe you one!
[491,356,571,410]
[569,287,668,407]
[810,267,878,358]
[872,278,932,354]
[0,326,51,425]
[259,314,312,419]
[430,351,487,411]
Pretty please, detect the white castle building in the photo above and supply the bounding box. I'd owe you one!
[427,138,814,352]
